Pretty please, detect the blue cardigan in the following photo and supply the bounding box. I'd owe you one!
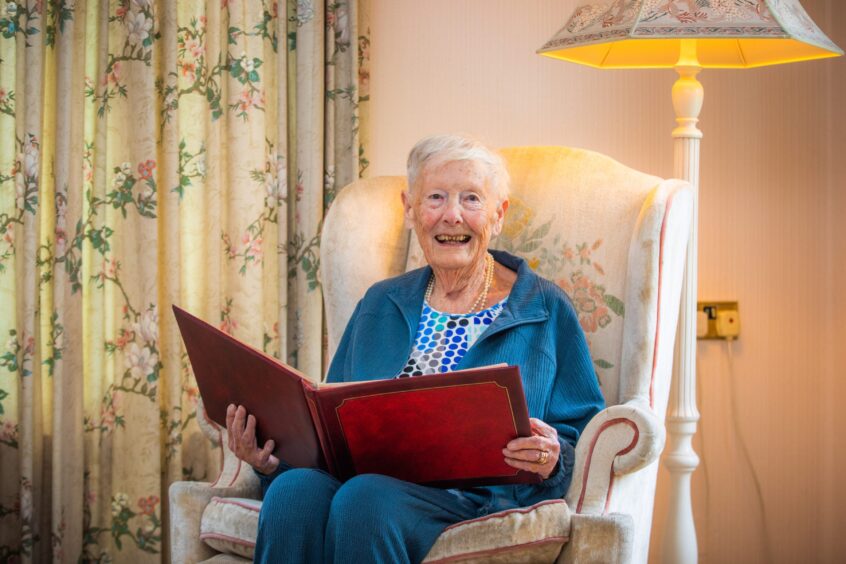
[326,249,605,508]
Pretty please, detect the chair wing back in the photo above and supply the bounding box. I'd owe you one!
[321,176,411,356]
[498,147,690,414]
[322,147,691,416]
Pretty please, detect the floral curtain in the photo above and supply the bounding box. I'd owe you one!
[0,0,370,561]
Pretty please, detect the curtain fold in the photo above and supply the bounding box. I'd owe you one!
[0,0,370,561]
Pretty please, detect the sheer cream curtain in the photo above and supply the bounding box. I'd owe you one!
[0,0,370,561]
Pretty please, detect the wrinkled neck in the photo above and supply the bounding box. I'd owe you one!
[429,257,488,313]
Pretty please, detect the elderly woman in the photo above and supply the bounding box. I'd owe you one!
[226,134,605,563]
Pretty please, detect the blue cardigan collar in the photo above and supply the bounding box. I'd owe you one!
[385,249,550,347]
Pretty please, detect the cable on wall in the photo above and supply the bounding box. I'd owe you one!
[725,337,774,564]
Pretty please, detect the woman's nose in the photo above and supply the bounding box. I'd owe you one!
[442,199,463,224]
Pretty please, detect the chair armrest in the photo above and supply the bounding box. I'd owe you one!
[169,479,261,564]
[169,397,262,562]
[564,402,665,514]
[556,513,634,564]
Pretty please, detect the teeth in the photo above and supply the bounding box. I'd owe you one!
[436,235,470,243]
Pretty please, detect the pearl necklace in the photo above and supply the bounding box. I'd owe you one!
[424,253,495,314]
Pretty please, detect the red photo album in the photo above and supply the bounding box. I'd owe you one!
[173,305,541,488]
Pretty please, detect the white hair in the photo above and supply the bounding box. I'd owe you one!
[406,134,510,201]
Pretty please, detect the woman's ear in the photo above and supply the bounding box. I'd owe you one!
[491,199,509,236]
[401,190,415,229]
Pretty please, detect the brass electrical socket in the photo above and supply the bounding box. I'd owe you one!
[697,301,740,340]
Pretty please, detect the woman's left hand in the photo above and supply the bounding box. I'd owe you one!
[503,418,560,479]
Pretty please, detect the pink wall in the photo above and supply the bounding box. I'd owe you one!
[366,1,846,562]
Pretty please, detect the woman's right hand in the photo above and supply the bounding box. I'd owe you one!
[225,404,280,475]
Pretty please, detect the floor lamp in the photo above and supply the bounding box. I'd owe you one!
[537,1,841,562]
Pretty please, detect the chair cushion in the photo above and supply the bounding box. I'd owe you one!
[200,497,261,559]
[422,499,571,563]
[199,495,570,562]
[199,554,251,564]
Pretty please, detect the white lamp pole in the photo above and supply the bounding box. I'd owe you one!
[664,39,703,564]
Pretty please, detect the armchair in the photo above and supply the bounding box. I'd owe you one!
[169,146,692,563]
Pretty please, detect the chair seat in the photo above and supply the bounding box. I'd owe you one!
[199,495,571,562]
[423,499,571,563]
[199,554,251,564]
[200,497,261,559]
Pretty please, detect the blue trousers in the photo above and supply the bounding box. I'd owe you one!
[254,469,489,564]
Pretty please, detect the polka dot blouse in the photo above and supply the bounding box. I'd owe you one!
[398,297,508,377]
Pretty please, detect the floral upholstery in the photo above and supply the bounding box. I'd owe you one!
[169,146,692,564]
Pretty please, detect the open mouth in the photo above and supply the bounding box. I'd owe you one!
[435,234,471,245]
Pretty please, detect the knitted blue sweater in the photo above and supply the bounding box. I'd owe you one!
[326,249,605,508]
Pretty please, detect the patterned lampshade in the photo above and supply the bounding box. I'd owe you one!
[538,0,842,68]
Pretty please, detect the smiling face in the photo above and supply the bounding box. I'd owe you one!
[402,159,508,274]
